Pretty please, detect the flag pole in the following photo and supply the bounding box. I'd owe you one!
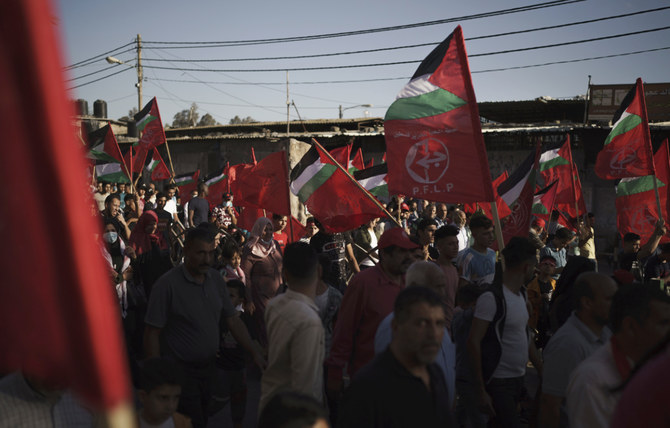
[163,140,177,181]
[285,139,295,242]
[490,201,506,265]
[639,79,664,222]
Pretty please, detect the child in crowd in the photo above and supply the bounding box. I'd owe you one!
[137,358,191,428]
[216,280,257,428]
[221,241,246,285]
[527,255,557,348]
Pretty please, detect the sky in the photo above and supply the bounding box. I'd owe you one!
[58,0,670,125]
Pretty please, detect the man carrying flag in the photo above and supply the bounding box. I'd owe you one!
[595,78,655,180]
[384,25,494,206]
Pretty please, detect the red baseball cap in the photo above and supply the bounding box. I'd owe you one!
[378,227,419,250]
[533,218,546,228]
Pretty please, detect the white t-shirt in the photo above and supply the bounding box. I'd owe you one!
[474,285,529,378]
[360,229,379,267]
[164,198,177,216]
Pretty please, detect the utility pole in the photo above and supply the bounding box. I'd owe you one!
[136,34,143,111]
[583,74,591,125]
[286,70,290,136]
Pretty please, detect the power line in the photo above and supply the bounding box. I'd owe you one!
[65,44,135,70]
[142,0,583,48]
[140,6,670,63]
[68,67,133,90]
[148,76,409,85]
[471,45,670,73]
[140,25,670,73]
[67,62,135,82]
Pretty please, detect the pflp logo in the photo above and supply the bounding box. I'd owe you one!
[609,144,638,171]
[405,137,450,184]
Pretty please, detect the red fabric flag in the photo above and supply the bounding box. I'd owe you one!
[351,148,365,171]
[616,139,670,244]
[0,0,130,410]
[290,140,386,233]
[329,145,351,169]
[595,78,655,180]
[463,171,511,219]
[288,216,307,242]
[384,26,494,203]
[149,149,172,181]
[236,207,266,232]
[230,151,291,216]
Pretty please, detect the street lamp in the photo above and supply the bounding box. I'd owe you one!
[105,35,143,111]
[339,104,373,119]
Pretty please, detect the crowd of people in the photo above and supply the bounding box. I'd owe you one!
[2,180,670,428]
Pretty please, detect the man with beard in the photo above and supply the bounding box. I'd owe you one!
[326,228,418,413]
[144,227,265,428]
[338,286,454,427]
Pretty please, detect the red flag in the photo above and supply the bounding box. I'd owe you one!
[366,157,374,168]
[149,149,171,181]
[230,151,291,216]
[384,26,494,203]
[595,78,655,180]
[237,207,266,232]
[329,145,351,169]
[0,0,130,410]
[290,140,386,233]
[288,216,307,242]
[463,171,511,219]
[204,167,230,207]
[616,139,670,244]
[351,148,365,171]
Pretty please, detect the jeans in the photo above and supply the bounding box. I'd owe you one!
[485,376,525,428]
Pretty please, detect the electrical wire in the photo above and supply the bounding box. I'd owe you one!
[65,44,135,69]
[139,26,670,73]
[68,67,132,90]
[140,6,670,63]
[141,0,583,48]
[67,62,135,82]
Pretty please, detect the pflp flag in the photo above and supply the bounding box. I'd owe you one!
[133,97,167,173]
[595,78,655,180]
[384,25,494,203]
[174,170,199,204]
[463,170,512,219]
[146,149,171,181]
[616,139,670,244]
[0,0,131,414]
[497,145,541,244]
[330,145,351,170]
[532,180,559,221]
[354,163,390,202]
[290,141,386,233]
[230,150,291,216]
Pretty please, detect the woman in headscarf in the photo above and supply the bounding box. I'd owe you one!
[241,216,283,346]
[129,210,171,297]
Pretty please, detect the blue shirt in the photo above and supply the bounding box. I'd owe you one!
[456,247,496,286]
[374,312,456,407]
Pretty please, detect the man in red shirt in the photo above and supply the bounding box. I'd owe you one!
[325,228,418,407]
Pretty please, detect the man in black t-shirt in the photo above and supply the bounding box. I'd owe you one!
[152,192,173,244]
[188,182,210,228]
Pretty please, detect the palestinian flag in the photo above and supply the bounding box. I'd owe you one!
[384,25,494,203]
[497,145,540,245]
[538,136,584,217]
[290,140,385,233]
[354,163,389,202]
[532,180,559,221]
[95,162,130,183]
[205,167,228,206]
[133,97,167,173]
[87,124,124,165]
[463,170,512,219]
[146,149,171,181]
[616,139,670,244]
[174,170,200,204]
[595,78,655,180]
